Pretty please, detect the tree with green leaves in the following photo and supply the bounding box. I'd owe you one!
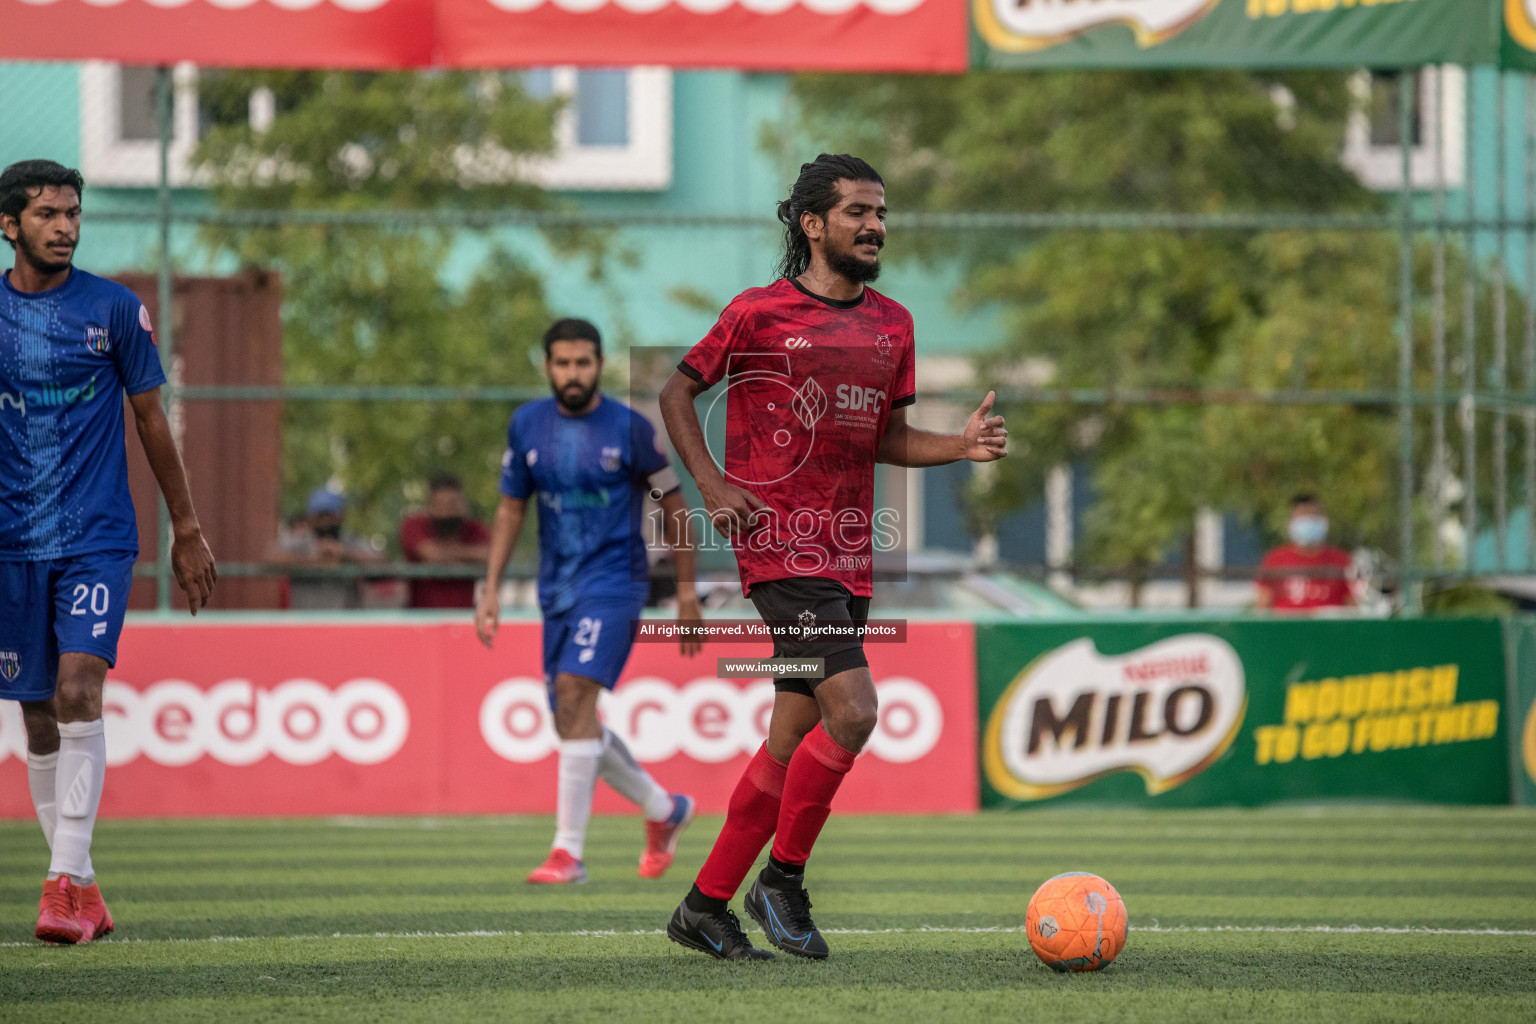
[191,71,567,547]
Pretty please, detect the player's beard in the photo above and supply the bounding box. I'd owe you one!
[15,221,73,276]
[554,379,598,412]
[825,231,882,284]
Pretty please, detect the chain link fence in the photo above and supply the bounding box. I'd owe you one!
[3,62,1533,614]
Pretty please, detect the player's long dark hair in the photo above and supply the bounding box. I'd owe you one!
[775,154,884,282]
[0,160,84,250]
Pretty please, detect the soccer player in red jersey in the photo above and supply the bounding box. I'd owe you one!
[658,154,1008,960]
[1255,493,1357,612]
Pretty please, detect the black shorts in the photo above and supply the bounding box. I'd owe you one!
[748,576,870,698]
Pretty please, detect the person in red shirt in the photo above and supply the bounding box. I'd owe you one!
[657,154,1008,961]
[1255,493,1356,612]
[399,473,491,609]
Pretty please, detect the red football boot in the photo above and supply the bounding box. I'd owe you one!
[639,794,696,880]
[35,876,83,945]
[526,848,587,885]
[74,881,115,943]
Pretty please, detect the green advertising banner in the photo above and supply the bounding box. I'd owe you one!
[974,0,1536,72]
[1503,617,1536,805]
[977,618,1510,808]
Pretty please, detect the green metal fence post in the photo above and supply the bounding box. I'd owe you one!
[155,65,174,612]
[1398,69,1417,601]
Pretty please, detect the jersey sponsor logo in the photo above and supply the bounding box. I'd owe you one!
[0,678,412,767]
[539,488,613,514]
[480,675,942,764]
[0,651,19,683]
[138,304,153,333]
[835,384,886,415]
[784,336,812,350]
[975,0,1219,53]
[984,634,1247,801]
[85,325,112,355]
[600,445,622,472]
[0,373,101,417]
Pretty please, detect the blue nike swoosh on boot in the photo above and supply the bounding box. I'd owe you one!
[765,903,811,945]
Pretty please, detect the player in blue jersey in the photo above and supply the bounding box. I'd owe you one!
[476,318,703,884]
[0,160,217,944]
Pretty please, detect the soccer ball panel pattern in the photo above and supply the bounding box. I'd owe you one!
[1024,871,1127,972]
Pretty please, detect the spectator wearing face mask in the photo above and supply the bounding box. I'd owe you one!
[399,472,491,609]
[266,487,386,609]
[1254,493,1356,612]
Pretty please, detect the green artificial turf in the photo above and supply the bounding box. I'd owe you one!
[0,808,1532,1023]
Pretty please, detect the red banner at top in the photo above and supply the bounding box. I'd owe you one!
[0,0,966,71]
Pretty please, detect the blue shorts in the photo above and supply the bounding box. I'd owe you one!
[0,552,137,702]
[542,597,645,703]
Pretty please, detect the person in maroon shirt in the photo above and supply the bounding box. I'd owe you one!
[1255,493,1357,612]
[399,473,491,609]
[657,154,1009,961]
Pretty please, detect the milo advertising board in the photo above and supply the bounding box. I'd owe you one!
[978,619,1510,808]
[1504,618,1536,807]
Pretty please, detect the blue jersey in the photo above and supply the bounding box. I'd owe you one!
[500,396,679,615]
[0,268,165,561]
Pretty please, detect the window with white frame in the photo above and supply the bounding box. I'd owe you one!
[1343,67,1466,193]
[515,67,672,191]
[80,63,672,193]
[79,62,203,188]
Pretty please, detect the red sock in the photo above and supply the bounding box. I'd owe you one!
[695,744,787,901]
[770,724,857,866]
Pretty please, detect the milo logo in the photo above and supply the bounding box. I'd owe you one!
[976,0,1221,52]
[984,634,1246,800]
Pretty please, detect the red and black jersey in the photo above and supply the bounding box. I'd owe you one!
[679,277,917,597]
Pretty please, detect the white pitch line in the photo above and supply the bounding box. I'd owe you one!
[5,923,1535,948]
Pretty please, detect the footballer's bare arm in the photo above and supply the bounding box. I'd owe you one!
[475,495,527,648]
[128,387,217,613]
[658,370,765,539]
[877,392,1007,467]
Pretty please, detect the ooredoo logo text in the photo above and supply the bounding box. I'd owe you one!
[0,678,410,766]
[481,675,944,765]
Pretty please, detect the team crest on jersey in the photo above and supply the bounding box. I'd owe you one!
[600,446,622,473]
[875,334,893,357]
[0,651,20,682]
[85,326,111,355]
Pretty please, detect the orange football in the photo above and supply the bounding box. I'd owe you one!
[1025,871,1127,972]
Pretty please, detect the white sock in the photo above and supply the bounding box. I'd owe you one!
[598,728,674,822]
[553,738,603,861]
[49,720,105,884]
[27,750,58,849]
